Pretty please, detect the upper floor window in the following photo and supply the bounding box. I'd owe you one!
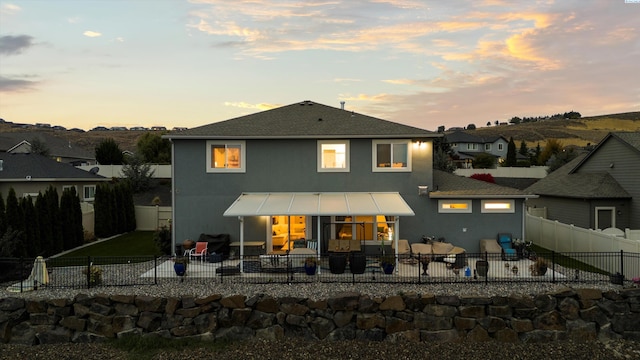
[83,185,96,201]
[206,141,246,173]
[485,144,491,151]
[63,185,78,196]
[318,140,349,172]
[372,140,411,172]
[467,143,478,150]
[498,143,504,151]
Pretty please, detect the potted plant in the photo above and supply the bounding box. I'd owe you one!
[304,257,318,275]
[83,263,103,286]
[349,253,367,274]
[379,255,395,274]
[476,259,489,277]
[329,254,347,274]
[173,256,189,276]
[529,257,548,276]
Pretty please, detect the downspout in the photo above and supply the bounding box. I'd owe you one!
[394,216,399,272]
[170,139,176,255]
[239,216,244,272]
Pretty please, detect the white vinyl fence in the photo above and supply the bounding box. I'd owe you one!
[135,205,172,231]
[525,212,640,280]
[80,202,94,234]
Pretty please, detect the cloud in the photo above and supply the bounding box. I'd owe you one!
[0,35,34,56]
[0,75,38,92]
[83,31,102,38]
[0,3,21,15]
[224,101,279,111]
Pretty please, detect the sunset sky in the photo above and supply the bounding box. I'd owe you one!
[1,0,638,131]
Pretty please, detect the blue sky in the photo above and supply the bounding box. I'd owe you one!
[1,0,638,131]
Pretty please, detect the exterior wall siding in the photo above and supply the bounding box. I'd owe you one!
[526,197,591,229]
[576,137,640,229]
[172,138,433,246]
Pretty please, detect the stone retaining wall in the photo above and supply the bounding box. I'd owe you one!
[1,287,639,345]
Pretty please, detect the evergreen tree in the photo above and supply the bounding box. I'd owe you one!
[114,183,125,234]
[432,136,456,173]
[533,142,542,165]
[20,196,37,257]
[0,193,6,235]
[123,182,136,232]
[95,138,124,165]
[94,184,110,238]
[5,188,22,231]
[60,189,75,250]
[45,186,63,254]
[519,140,528,156]
[505,137,517,167]
[36,192,52,256]
[69,187,85,248]
[136,132,171,164]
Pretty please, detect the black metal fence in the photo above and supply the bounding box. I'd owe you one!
[1,251,638,292]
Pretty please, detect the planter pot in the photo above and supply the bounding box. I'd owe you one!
[349,253,367,274]
[304,264,317,275]
[476,260,489,277]
[174,263,187,276]
[329,254,347,274]
[381,263,395,275]
[610,273,624,285]
[182,239,195,252]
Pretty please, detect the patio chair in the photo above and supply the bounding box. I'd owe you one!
[392,239,411,259]
[189,241,208,263]
[497,233,519,261]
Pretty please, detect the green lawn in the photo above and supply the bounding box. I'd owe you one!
[58,231,163,258]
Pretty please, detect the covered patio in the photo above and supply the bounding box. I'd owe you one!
[223,192,415,272]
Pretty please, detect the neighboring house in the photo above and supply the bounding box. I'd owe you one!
[0,132,96,166]
[165,100,534,259]
[525,132,639,230]
[0,152,109,202]
[446,131,508,168]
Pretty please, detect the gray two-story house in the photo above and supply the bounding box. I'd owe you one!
[446,131,509,168]
[166,101,533,261]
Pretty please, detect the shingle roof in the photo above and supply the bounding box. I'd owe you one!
[525,154,630,199]
[165,100,440,139]
[570,132,640,174]
[445,131,483,143]
[429,170,535,198]
[0,152,107,182]
[0,132,94,160]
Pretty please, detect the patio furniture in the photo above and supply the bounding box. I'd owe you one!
[410,241,466,268]
[188,241,208,263]
[328,239,361,253]
[392,239,411,259]
[479,238,502,257]
[497,233,519,261]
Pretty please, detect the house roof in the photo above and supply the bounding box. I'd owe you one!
[570,131,640,174]
[0,132,94,161]
[525,154,631,199]
[445,131,483,143]
[0,152,108,182]
[429,170,536,198]
[165,100,440,139]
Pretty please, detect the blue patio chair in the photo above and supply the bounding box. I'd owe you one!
[497,233,519,261]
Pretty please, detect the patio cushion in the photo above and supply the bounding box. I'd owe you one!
[432,242,455,254]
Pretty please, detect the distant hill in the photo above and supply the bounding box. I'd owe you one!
[458,112,640,147]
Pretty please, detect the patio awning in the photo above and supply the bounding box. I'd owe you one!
[223,192,415,216]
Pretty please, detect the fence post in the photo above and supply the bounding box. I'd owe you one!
[484,252,488,285]
[87,256,92,289]
[551,251,556,284]
[620,250,624,281]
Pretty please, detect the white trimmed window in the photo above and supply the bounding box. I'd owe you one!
[438,200,472,213]
[83,185,96,201]
[481,200,514,213]
[318,140,349,172]
[372,140,411,172]
[484,144,491,151]
[467,143,478,150]
[206,140,246,173]
[498,143,504,151]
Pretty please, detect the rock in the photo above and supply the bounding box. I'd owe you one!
[379,295,405,311]
[333,311,354,328]
[558,297,580,320]
[458,305,485,318]
[421,328,459,343]
[135,296,166,313]
[220,295,246,309]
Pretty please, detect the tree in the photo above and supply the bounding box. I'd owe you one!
[466,123,476,130]
[94,184,111,238]
[95,138,124,165]
[437,125,445,133]
[36,192,52,255]
[538,139,564,166]
[5,188,22,232]
[533,142,542,165]
[136,132,171,164]
[472,153,496,169]
[0,193,6,235]
[432,136,456,173]
[509,117,521,125]
[547,147,579,173]
[505,137,517,167]
[122,154,155,193]
[486,121,491,127]
[518,140,528,156]
[20,196,38,257]
[30,137,50,156]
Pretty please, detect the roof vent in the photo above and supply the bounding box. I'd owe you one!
[340,101,345,110]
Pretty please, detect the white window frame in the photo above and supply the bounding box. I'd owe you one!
[485,143,491,151]
[438,199,472,213]
[467,143,478,151]
[83,185,96,201]
[372,139,412,172]
[481,199,515,213]
[317,140,350,172]
[498,143,504,151]
[206,140,246,173]
[595,206,616,230]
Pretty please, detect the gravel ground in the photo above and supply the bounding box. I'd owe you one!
[2,261,638,359]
